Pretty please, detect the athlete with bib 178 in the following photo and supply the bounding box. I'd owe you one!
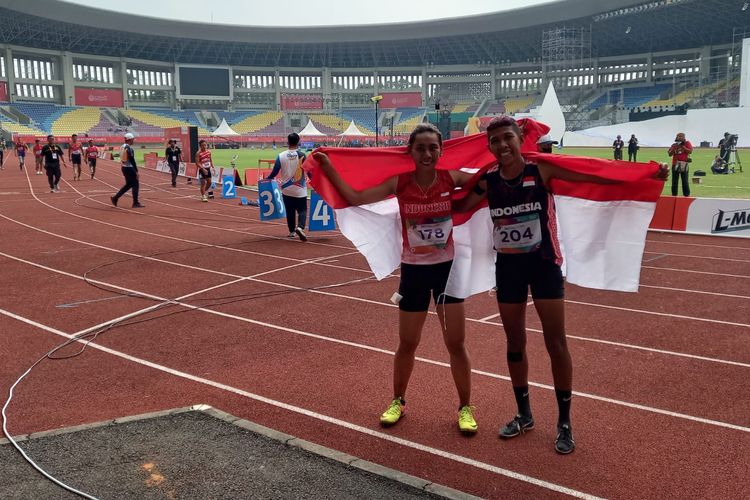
[313,124,479,435]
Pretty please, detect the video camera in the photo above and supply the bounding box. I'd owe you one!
[726,133,738,148]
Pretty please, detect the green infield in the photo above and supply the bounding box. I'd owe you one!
[135,146,749,199]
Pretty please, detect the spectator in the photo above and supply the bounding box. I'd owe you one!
[536,134,558,154]
[612,135,624,160]
[627,134,639,162]
[718,132,731,166]
[668,132,693,197]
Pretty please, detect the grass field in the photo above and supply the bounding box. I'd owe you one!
[135,146,750,199]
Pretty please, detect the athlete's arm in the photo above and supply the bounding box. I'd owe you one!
[537,161,669,186]
[266,156,281,179]
[313,151,396,206]
[452,178,487,212]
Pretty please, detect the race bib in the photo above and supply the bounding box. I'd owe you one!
[493,214,542,253]
[406,217,452,252]
[51,153,57,160]
[172,156,177,162]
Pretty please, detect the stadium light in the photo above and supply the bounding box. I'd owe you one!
[371,95,383,147]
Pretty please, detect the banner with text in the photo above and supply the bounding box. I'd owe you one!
[379,92,422,109]
[281,94,323,110]
[74,88,124,107]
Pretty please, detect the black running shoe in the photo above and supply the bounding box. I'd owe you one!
[295,227,307,242]
[554,423,575,454]
[132,203,144,208]
[498,414,534,439]
[110,196,118,207]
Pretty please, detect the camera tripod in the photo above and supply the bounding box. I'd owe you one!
[727,147,743,173]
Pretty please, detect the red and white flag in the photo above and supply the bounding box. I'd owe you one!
[305,119,664,296]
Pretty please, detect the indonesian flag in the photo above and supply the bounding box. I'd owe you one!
[304,119,664,296]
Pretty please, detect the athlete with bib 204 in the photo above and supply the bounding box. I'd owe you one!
[457,116,666,454]
[313,123,478,435]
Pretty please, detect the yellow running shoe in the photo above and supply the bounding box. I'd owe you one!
[458,405,478,434]
[379,398,404,426]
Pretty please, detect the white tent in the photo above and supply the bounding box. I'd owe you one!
[339,120,367,136]
[298,119,326,136]
[211,118,239,136]
[535,82,566,144]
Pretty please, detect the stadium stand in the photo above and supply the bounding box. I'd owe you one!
[340,109,376,134]
[0,113,45,135]
[306,113,348,134]
[125,109,210,135]
[51,107,102,136]
[229,111,284,134]
[590,84,672,109]
[484,102,506,114]
[11,103,74,133]
[503,96,535,114]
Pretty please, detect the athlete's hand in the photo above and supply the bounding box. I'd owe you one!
[655,162,669,181]
[313,152,331,169]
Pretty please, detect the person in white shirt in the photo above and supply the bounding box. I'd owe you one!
[266,133,309,241]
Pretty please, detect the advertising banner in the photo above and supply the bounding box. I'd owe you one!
[281,94,323,110]
[685,198,750,237]
[379,92,422,108]
[0,81,8,102]
[74,88,124,107]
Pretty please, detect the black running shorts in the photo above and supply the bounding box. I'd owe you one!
[495,252,564,303]
[398,260,464,312]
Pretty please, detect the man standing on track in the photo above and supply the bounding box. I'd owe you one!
[41,135,66,193]
[69,134,83,180]
[15,139,28,170]
[0,140,5,169]
[33,139,44,175]
[111,132,143,208]
[267,132,308,241]
[196,139,213,202]
[85,139,98,179]
[166,138,182,188]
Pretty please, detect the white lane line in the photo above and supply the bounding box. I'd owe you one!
[638,284,750,300]
[643,251,750,263]
[646,238,750,251]
[0,309,603,500]
[642,266,749,279]
[479,312,500,322]
[2,250,748,432]
[565,300,749,328]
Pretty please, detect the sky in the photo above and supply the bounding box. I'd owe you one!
[64,0,557,26]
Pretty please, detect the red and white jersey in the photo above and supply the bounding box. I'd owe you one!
[396,170,456,265]
[33,144,43,157]
[16,143,26,154]
[197,150,212,168]
[86,146,99,158]
[69,142,82,155]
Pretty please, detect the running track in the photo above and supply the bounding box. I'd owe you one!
[0,154,748,499]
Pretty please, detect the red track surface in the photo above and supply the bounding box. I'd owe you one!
[1,154,749,499]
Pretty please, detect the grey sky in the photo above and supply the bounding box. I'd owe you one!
[63,0,557,26]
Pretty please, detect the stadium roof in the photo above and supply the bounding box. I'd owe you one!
[1,0,748,67]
